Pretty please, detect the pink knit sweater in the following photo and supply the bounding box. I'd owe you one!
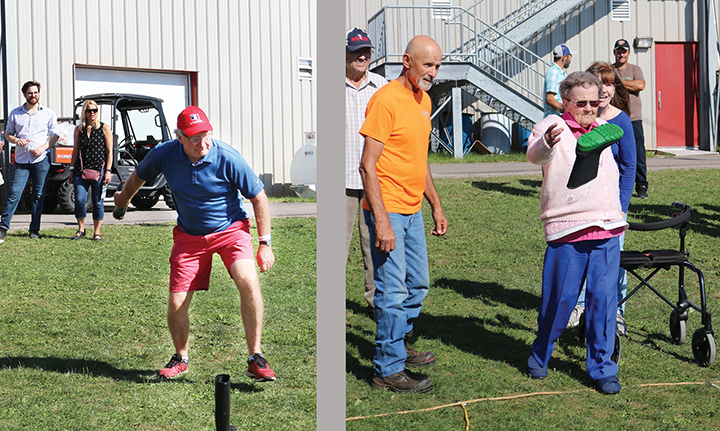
[527,114,626,241]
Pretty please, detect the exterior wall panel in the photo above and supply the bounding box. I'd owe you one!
[348,0,711,150]
[3,0,316,193]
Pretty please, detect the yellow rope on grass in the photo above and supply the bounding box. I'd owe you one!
[345,380,720,422]
[460,403,469,431]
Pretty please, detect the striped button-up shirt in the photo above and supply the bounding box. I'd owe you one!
[345,71,388,190]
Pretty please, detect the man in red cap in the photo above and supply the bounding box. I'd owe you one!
[113,106,276,382]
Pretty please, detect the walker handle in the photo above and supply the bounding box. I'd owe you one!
[627,202,691,231]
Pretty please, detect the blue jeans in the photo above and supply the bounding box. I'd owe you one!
[74,175,106,220]
[0,157,51,232]
[632,120,648,190]
[531,237,620,381]
[364,209,430,377]
[577,217,628,316]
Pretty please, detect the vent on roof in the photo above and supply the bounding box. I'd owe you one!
[297,57,314,81]
[611,0,631,21]
[432,0,452,20]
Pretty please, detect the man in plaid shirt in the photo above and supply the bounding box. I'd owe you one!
[544,44,576,117]
[345,28,388,312]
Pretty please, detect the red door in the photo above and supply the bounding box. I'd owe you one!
[655,42,698,147]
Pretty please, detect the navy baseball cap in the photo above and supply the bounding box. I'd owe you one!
[614,39,630,51]
[346,28,374,52]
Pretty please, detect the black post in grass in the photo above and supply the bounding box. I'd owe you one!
[215,374,236,431]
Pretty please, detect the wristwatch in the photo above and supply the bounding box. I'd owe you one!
[259,239,272,246]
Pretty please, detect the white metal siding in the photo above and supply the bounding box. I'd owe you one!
[4,0,316,194]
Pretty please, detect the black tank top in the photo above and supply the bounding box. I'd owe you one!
[77,122,107,171]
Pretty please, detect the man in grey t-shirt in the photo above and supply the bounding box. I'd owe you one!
[613,39,648,199]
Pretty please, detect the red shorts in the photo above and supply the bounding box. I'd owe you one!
[169,219,254,292]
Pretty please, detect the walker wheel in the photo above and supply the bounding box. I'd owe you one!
[578,311,587,348]
[612,332,621,365]
[691,329,716,367]
[669,310,687,345]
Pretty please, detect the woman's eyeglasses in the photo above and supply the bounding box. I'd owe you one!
[86,109,98,113]
[568,100,600,108]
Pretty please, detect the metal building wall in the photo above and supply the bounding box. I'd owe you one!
[523,0,701,150]
[5,0,316,195]
[347,0,711,150]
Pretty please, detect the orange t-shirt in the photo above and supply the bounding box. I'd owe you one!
[359,79,432,214]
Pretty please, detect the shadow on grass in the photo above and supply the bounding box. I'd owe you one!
[518,179,542,189]
[346,335,375,383]
[691,203,720,238]
[434,278,539,311]
[471,180,538,198]
[636,332,698,365]
[0,356,267,391]
[230,382,265,392]
[346,298,374,321]
[346,299,377,383]
[346,303,591,387]
[0,356,155,383]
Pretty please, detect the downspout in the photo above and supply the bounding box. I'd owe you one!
[701,0,719,152]
[708,0,719,152]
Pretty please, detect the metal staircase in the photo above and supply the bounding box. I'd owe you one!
[367,1,589,156]
[466,0,589,47]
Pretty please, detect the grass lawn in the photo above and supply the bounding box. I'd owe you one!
[0,217,316,430]
[346,168,720,430]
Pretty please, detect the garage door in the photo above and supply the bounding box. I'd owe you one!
[74,67,191,131]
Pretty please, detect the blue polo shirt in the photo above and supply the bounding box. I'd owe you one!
[136,138,264,236]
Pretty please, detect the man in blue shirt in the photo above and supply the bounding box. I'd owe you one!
[543,44,576,117]
[113,106,277,382]
[0,80,60,242]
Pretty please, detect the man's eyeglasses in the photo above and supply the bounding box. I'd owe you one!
[568,100,600,108]
[188,132,212,145]
[86,108,98,113]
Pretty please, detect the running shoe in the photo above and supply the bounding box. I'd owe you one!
[158,353,188,379]
[246,353,276,382]
[616,311,628,336]
[566,305,584,328]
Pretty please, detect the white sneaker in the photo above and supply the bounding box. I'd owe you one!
[567,305,584,328]
[616,311,628,336]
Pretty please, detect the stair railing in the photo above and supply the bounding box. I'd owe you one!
[368,5,551,106]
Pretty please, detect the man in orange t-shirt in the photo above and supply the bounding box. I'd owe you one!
[359,35,448,394]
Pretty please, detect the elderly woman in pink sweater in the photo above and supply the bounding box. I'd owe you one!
[526,71,627,395]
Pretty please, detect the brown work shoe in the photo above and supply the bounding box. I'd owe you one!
[405,342,436,367]
[372,369,433,394]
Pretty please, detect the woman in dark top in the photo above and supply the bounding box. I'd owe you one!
[69,100,113,240]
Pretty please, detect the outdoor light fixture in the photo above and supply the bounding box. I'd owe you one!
[634,37,653,49]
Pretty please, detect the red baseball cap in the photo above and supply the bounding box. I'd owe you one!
[177,106,213,136]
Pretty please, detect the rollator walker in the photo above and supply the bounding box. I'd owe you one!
[579,202,715,367]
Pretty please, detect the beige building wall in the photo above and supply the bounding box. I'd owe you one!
[4,0,316,194]
[347,0,714,150]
